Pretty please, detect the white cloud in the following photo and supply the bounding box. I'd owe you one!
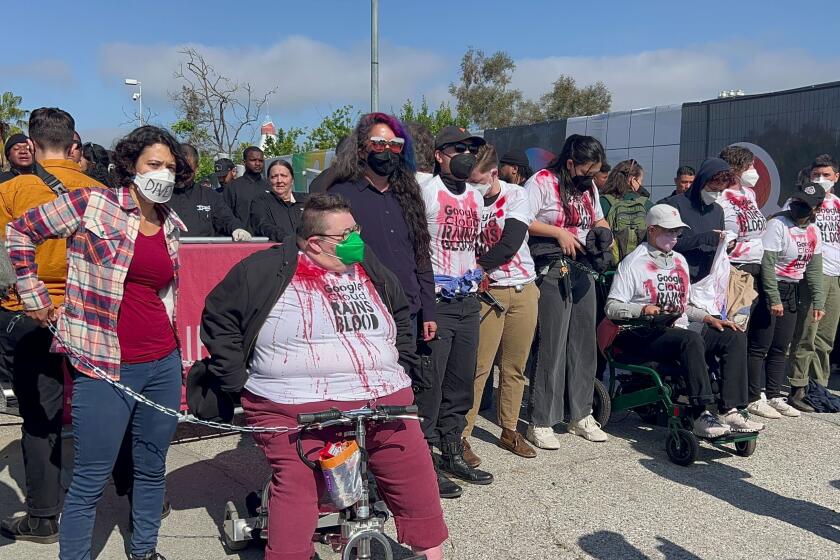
[510,43,840,112]
[97,36,449,120]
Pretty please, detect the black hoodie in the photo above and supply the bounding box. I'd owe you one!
[169,181,245,237]
[662,158,728,282]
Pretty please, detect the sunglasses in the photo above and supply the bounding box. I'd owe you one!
[444,143,480,155]
[368,136,405,154]
[317,224,361,241]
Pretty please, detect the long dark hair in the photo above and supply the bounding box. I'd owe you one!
[332,112,431,263]
[601,159,643,198]
[546,134,605,214]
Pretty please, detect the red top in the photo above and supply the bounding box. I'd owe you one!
[117,227,177,364]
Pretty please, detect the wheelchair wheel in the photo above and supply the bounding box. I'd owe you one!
[734,439,757,457]
[223,501,249,551]
[592,378,612,427]
[665,429,699,466]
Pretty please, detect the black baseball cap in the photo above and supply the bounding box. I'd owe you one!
[214,158,235,175]
[792,182,826,209]
[500,149,530,168]
[434,126,485,150]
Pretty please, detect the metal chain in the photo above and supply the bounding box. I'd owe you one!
[46,323,302,435]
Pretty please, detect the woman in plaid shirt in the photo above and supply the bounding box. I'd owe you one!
[6,126,190,560]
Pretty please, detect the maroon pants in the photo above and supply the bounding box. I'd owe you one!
[242,387,448,560]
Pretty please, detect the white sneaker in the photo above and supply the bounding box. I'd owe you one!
[747,396,782,419]
[693,411,731,439]
[568,415,608,442]
[720,409,765,432]
[768,397,800,418]
[526,425,560,450]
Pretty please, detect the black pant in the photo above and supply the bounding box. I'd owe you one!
[413,296,480,447]
[613,326,715,407]
[0,309,65,517]
[701,326,749,410]
[747,280,799,401]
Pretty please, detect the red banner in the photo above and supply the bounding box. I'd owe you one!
[176,242,274,366]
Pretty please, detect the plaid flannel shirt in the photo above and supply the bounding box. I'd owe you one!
[5,187,185,380]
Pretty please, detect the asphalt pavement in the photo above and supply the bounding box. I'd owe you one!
[0,389,839,560]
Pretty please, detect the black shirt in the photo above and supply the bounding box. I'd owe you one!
[249,191,307,242]
[169,182,245,237]
[330,179,436,322]
[223,171,270,223]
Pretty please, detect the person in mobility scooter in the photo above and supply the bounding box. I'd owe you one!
[193,194,447,560]
[601,204,764,464]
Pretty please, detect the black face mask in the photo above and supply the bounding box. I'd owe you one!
[571,174,593,193]
[367,151,398,177]
[789,200,815,223]
[449,153,476,181]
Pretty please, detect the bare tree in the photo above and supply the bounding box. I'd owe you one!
[171,48,277,155]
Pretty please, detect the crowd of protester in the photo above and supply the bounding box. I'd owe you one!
[0,106,838,560]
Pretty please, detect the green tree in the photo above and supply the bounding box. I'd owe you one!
[398,96,468,135]
[449,48,523,130]
[262,127,308,157]
[304,105,356,151]
[537,75,612,121]
[0,91,29,139]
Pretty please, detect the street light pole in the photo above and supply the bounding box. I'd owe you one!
[371,0,379,112]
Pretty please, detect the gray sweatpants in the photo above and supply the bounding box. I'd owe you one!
[528,266,597,426]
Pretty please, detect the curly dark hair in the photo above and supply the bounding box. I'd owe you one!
[718,146,754,175]
[405,121,434,173]
[113,126,191,188]
[332,112,431,266]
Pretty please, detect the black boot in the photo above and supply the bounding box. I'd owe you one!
[0,513,59,544]
[789,386,815,413]
[430,446,462,499]
[440,441,493,485]
[129,551,167,560]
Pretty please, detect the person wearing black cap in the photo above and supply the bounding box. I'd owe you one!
[498,148,533,186]
[415,125,494,497]
[199,158,236,192]
[172,144,251,240]
[747,181,827,420]
[0,133,34,183]
[224,146,270,222]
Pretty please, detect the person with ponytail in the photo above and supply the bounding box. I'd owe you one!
[524,134,609,448]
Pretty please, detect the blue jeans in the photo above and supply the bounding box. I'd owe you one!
[59,351,181,560]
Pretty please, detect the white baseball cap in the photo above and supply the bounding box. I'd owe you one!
[645,204,690,229]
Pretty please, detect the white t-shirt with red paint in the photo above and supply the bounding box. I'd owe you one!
[607,243,692,329]
[245,253,411,404]
[762,215,822,281]
[478,181,536,286]
[421,175,483,279]
[718,186,766,265]
[525,169,604,244]
[814,192,840,277]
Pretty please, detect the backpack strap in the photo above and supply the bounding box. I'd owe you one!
[33,162,68,196]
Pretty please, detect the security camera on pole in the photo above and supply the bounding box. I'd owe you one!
[124,78,143,125]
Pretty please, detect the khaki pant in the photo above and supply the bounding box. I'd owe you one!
[464,282,539,437]
[789,274,840,387]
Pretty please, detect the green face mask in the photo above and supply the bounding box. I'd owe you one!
[321,230,365,265]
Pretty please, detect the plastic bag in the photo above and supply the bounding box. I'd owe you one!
[319,441,363,509]
[690,233,735,318]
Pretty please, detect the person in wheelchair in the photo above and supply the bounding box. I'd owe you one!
[195,194,447,560]
[605,205,765,437]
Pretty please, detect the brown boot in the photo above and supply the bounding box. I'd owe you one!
[461,437,481,468]
[498,428,537,458]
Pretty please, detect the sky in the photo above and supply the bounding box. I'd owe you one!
[4,0,840,148]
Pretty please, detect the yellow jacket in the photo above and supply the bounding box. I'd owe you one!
[0,159,106,311]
